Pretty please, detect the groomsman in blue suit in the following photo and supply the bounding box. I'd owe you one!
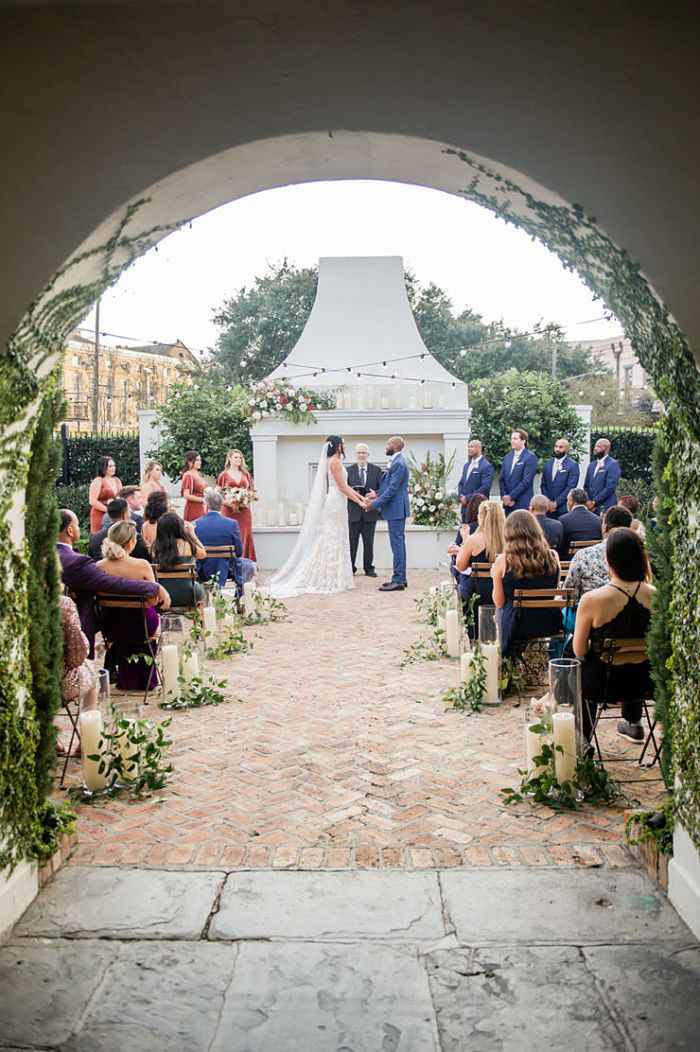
[583,437,622,514]
[499,428,538,515]
[540,438,580,519]
[457,439,495,522]
[367,435,410,592]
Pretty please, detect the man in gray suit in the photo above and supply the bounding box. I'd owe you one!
[347,443,384,577]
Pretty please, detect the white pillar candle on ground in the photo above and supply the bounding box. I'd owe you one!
[482,643,500,703]
[460,649,474,684]
[118,718,138,782]
[182,651,199,684]
[243,580,255,603]
[553,711,577,785]
[440,581,453,595]
[437,613,447,635]
[203,606,217,640]
[161,644,180,697]
[79,710,107,791]
[445,609,460,657]
[526,723,549,777]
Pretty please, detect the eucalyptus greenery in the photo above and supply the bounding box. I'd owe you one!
[500,741,625,811]
[70,706,174,802]
[160,673,234,710]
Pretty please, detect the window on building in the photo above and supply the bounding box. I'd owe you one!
[624,365,634,387]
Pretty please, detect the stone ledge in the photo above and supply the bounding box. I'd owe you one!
[38,831,79,890]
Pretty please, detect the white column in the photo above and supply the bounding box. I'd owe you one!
[443,429,469,493]
[252,433,279,505]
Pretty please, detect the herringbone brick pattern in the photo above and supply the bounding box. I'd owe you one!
[62,573,666,869]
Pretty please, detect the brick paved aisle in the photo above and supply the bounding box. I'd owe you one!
[64,573,666,870]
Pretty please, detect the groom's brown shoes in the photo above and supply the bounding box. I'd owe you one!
[379,582,404,591]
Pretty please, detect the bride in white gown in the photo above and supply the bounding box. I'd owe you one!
[270,435,366,598]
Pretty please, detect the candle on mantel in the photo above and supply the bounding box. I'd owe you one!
[118,717,138,782]
[423,383,433,409]
[79,710,107,791]
[182,651,199,684]
[288,511,299,526]
[526,723,549,777]
[161,644,180,697]
[203,606,218,640]
[408,395,417,410]
[553,711,577,784]
[366,385,377,409]
[295,502,305,523]
[277,501,285,525]
[380,396,390,410]
[393,385,402,409]
[445,608,460,657]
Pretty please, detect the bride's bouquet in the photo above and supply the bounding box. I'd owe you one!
[222,486,258,511]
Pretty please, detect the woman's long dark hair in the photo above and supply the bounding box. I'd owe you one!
[143,489,169,524]
[605,526,651,582]
[152,512,196,569]
[182,450,200,473]
[465,492,487,526]
[96,455,112,477]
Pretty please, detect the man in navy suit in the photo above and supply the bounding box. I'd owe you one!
[540,438,580,519]
[529,495,564,553]
[57,508,169,658]
[457,439,495,522]
[559,488,603,556]
[499,428,538,515]
[583,437,622,514]
[367,435,410,591]
[193,489,255,590]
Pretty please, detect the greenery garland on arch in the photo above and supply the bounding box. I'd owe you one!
[0,160,699,868]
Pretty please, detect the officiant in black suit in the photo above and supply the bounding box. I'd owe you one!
[347,443,384,577]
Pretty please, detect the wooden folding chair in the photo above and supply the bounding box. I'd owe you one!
[201,545,237,589]
[558,560,571,583]
[568,539,601,554]
[586,636,661,772]
[511,587,576,701]
[96,592,160,705]
[153,561,204,622]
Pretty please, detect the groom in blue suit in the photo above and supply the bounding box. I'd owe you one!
[368,435,410,591]
[540,438,580,519]
[499,428,538,516]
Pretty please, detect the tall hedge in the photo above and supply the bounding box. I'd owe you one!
[590,425,656,483]
[647,432,673,786]
[26,383,64,802]
[58,429,140,486]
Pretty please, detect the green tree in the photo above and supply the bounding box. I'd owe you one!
[149,379,252,480]
[211,259,318,383]
[469,369,587,467]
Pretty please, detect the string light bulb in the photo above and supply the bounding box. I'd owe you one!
[240,358,247,367]
[459,347,467,357]
[505,339,512,349]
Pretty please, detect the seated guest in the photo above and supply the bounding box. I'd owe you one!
[152,512,206,607]
[491,509,561,656]
[574,527,654,745]
[57,509,168,658]
[100,485,144,532]
[90,498,151,562]
[564,505,634,605]
[96,521,161,691]
[56,593,97,756]
[193,488,255,590]
[559,487,603,556]
[619,494,646,538]
[529,494,564,553]
[456,500,506,636]
[446,493,487,583]
[141,489,169,546]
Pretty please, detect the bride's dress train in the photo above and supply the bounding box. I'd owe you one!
[270,451,355,598]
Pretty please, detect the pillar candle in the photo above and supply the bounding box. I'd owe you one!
[553,711,577,785]
[482,643,500,704]
[366,385,377,409]
[295,502,305,522]
[161,644,180,697]
[445,609,460,657]
[182,651,199,683]
[79,710,107,791]
[437,613,447,635]
[380,396,390,410]
[460,649,474,684]
[243,580,255,603]
[409,395,417,409]
[422,383,433,408]
[393,385,402,409]
[203,606,217,639]
[118,718,138,782]
[277,501,285,525]
[526,723,549,777]
[440,581,453,595]
[357,395,365,411]
[288,512,299,526]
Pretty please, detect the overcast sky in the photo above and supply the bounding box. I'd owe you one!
[79,180,622,353]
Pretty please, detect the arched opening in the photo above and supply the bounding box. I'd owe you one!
[2,130,699,932]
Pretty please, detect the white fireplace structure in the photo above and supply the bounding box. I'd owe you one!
[251,256,469,569]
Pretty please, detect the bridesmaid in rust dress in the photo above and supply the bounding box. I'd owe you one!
[180,450,206,522]
[216,448,257,561]
[88,456,121,533]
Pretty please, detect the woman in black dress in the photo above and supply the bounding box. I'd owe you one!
[574,527,654,743]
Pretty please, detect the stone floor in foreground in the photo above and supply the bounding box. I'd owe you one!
[55,572,667,871]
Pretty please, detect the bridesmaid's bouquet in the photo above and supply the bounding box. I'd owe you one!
[222,486,258,511]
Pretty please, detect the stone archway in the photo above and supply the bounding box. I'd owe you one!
[2,127,699,933]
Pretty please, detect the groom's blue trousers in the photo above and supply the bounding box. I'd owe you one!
[386,518,407,584]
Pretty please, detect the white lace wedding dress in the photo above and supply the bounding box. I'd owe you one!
[270,457,355,598]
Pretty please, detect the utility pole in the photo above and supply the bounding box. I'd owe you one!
[551,341,558,378]
[92,298,101,433]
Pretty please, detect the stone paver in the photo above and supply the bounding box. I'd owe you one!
[58,573,666,869]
